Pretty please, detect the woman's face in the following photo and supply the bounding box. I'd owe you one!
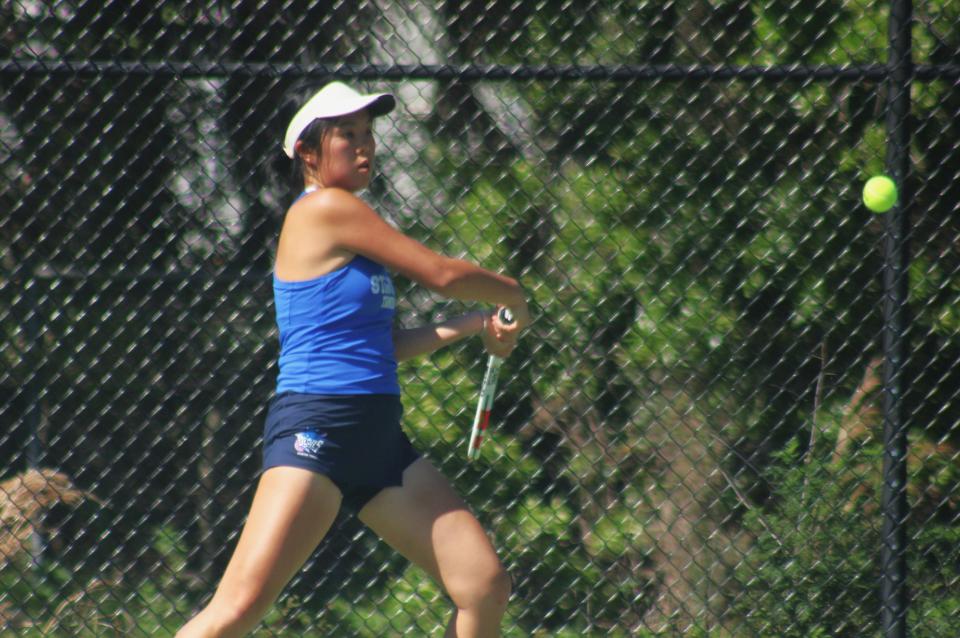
[314,109,376,192]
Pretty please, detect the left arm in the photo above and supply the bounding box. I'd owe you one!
[393,311,486,363]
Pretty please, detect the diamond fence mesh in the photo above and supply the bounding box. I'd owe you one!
[2,1,960,636]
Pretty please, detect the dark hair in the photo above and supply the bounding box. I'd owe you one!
[272,82,331,197]
[290,118,334,185]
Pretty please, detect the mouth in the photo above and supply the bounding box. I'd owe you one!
[357,160,371,172]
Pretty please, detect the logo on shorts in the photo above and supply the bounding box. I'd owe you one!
[294,431,326,459]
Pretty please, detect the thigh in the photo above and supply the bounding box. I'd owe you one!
[208,466,342,608]
[358,458,504,595]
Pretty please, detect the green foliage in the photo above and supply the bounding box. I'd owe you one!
[734,441,883,636]
[0,526,194,636]
[735,440,960,636]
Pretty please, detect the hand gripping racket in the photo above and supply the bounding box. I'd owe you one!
[467,308,514,461]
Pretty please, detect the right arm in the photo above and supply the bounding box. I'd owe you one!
[312,188,530,328]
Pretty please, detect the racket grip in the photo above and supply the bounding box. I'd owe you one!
[498,307,515,324]
[467,354,502,461]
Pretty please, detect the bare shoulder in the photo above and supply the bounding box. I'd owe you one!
[292,187,376,226]
[276,189,366,280]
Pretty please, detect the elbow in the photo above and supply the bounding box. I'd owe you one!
[426,257,524,305]
[430,258,466,296]
[430,258,497,298]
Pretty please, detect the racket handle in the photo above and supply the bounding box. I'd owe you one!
[468,354,502,461]
[468,309,514,461]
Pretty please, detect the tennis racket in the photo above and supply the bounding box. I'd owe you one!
[467,307,514,461]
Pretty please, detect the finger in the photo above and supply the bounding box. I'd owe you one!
[497,326,520,340]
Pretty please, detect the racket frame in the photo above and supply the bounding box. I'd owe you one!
[466,307,514,461]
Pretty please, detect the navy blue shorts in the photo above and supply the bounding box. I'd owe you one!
[261,392,421,512]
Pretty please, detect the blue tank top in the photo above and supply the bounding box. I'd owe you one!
[273,251,400,396]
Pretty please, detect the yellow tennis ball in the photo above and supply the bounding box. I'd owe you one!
[862,175,898,213]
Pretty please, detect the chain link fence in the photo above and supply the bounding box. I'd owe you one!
[2,1,960,636]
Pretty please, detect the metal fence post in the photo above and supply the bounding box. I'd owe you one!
[880,1,913,636]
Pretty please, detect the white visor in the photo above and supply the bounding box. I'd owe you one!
[282,81,395,158]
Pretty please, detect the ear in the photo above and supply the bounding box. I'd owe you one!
[294,140,319,170]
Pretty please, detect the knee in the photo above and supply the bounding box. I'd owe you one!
[487,565,512,608]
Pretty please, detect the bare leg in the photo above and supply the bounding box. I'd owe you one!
[358,459,511,637]
[176,467,342,638]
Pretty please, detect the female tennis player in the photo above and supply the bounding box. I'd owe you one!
[176,81,529,638]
